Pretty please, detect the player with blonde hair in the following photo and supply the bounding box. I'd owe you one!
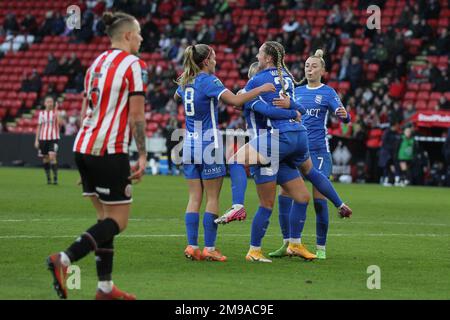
[271,49,351,259]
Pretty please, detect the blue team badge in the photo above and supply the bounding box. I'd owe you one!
[141,69,149,85]
[213,79,223,87]
[315,95,322,104]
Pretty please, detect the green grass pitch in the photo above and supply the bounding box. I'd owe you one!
[0,167,449,299]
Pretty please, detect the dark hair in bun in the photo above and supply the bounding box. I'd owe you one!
[102,11,136,39]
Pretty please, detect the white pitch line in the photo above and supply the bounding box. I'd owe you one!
[0,217,448,227]
[0,233,449,240]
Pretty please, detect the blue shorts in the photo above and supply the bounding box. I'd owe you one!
[182,145,226,180]
[278,130,310,168]
[250,163,301,185]
[310,150,332,178]
[248,130,310,168]
[183,163,226,180]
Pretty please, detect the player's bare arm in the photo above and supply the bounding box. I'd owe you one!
[129,95,147,181]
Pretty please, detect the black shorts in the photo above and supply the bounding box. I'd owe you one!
[39,140,58,156]
[75,152,132,205]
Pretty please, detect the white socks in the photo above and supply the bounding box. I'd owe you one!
[59,252,71,267]
[290,238,301,244]
[98,281,113,293]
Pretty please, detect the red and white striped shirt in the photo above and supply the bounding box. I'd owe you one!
[38,110,60,141]
[74,49,148,156]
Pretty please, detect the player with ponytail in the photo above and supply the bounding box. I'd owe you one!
[228,42,352,262]
[174,43,275,262]
[271,49,351,260]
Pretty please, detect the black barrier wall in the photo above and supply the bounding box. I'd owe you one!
[0,133,76,168]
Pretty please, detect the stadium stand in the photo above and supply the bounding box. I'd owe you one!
[0,0,449,182]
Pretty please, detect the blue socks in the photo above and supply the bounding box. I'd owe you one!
[305,168,343,208]
[314,199,329,246]
[250,206,273,247]
[289,201,308,240]
[229,164,247,205]
[278,195,292,240]
[185,212,199,246]
[203,212,218,247]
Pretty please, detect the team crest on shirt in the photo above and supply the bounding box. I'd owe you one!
[213,79,223,87]
[315,95,323,104]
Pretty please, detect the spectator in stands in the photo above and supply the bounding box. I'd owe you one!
[403,101,416,120]
[347,56,363,92]
[422,0,441,19]
[397,4,413,29]
[389,102,404,125]
[58,55,69,76]
[436,96,450,111]
[434,28,450,55]
[148,89,168,112]
[141,14,160,52]
[218,104,230,129]
[297,19,312,41]
[373,42,388,64]
[72,11,94,43]
[166,38,180,60]
[289,34,305,55]
[67,52,82,74]
[311,0,326,9]
[3,13,19,35]
[408,14,423,39]
[21,14,38,36]
[21,70,42,93]
[419,19,434,45]
[39,11,56,38]
[266,4,280,28]
[51,12,66,36]
[223,13,235,34]
[44,53,60,76]
[392,54,407,80]
[282,17,299,34]
[196,25,215,44]
[434,69,449,93]
[347,38,363,59]
[326,4,342,27]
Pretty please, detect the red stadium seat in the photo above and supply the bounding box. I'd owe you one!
[428,100,439,109]
[430,92,443,100]
[404,91,417,100]
[417,91,430,100]
[415,100,427,110]
[407,83,419,91]
[419,83,432,91]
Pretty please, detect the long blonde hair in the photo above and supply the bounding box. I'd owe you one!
[176,44,212,88]
[262,41,300,94]
[248,62,259,79]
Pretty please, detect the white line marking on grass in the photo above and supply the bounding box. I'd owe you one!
[0,218,448,227]
[0,233,449,240]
